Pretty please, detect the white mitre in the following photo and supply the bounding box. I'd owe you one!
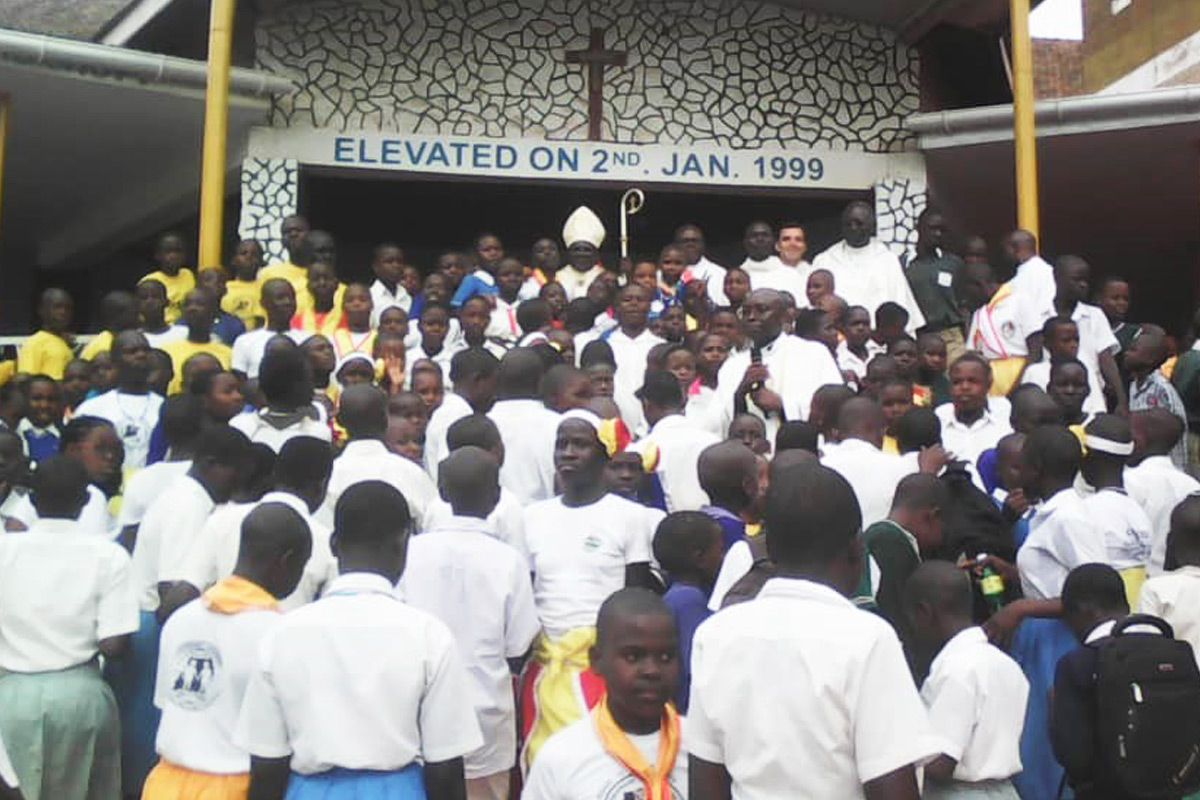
[562,206,606,249]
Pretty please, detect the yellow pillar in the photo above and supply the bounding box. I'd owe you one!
[1010,0,1039,238]
[197,0,237,271]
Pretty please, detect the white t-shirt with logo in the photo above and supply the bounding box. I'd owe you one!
[74,390,164,470]
[523,494,658,639]
[524,715,689,800]
[154,596,284,774]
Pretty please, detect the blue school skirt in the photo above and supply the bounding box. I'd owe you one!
[104,609,162,797]
[1008,617,1078,800]
[286,765,425,799]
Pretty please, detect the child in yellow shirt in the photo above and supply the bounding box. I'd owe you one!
[140,232,195,323]
[223,239,265,330]
[17,289,75,379]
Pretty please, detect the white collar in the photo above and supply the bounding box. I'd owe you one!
[1082,618,1162,644]
[757,576,855,609]
[650,413,690,434]
[29,517,83,535]
[1036,487,1080,518]
[930,626,988,671]
[834,437,884,455]
[945,406,996,431]
[325,571,398,596]
[259,490,313,518]
[429,515,492,536]
[343,438,389,457]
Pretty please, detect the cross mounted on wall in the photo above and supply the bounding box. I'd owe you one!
[565,28,627,141]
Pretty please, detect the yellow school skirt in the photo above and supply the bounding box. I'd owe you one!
[142,758,250,800]
[989,356,1027,397]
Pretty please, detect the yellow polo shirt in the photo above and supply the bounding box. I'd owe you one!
[17,330,74,379]
[259,261,308,299]
[80,331,114,361]
[223,279,263,329]
[162,338,232,394]
[141,268,196,323]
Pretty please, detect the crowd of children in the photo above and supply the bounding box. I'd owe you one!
[3,201,1200,800]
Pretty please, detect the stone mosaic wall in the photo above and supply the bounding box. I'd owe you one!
[875,176,927,256]
[238,157,297,263]
[254,0,918,151]
[241,0,925,253]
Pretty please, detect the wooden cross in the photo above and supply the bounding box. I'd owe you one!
[565,28,627,141]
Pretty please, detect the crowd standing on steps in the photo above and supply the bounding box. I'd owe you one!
[4,201,1200,800]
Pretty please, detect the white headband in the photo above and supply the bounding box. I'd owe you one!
[560,408,602,434]
[1084,434,1134,456]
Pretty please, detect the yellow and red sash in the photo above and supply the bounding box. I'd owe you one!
[592,694,681,800]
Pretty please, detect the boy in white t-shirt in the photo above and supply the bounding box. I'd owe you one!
[525,588,687,800]
[143,503,312,799]
[905,562,1028,800]
[521,410,663,768]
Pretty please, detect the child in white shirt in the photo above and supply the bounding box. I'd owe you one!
[906,562,1029,799]
[1139,495,1200,668]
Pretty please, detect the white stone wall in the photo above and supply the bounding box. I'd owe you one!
[242,0,925,255]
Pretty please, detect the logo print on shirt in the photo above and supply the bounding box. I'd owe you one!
[168,641,223,711]
[583,534,603,552]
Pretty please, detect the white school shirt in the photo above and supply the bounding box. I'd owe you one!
[684,385,723,437]
[1068,302,1120,415]
[635,413,721,513]
[1139,566,1200,668]
[1082,488,1152,570]
[487,296,521,342]
[154,594,284,774]
[318,439,436,531]
[488,399,559,504]
[1020,361,1050,391]
[524,715,690,800]
[1125,455,1200,575]
[714,333,845,440]
[688,254,729,306]
[406,340,464,391]
[1007,255,1057,340]
[820,438,915,527]
[397,516,540,779]
[0,518,138,673]
[422,488,528,560]
[835,340,885,385]
[423,392,474,479]
[608,327,666,433]
[369,279,412,326]
[229,408,332,453]
[708,538,753,611]
[684,578,940,799]
[132,473,215,610]
[6,483,114,538]
[967,285,1031,360]
[180,493,337,612]
[74,390,164,470]
[234,572,483,774]
[524,493,659,639]
[935,401,1014,486]
[920,626,1028,783]
[1017,487,1109,599]
[812,239,926,332]
[230,328,312,379]
[117,459,192,529]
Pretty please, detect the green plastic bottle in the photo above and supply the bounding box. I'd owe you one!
[977,554,1006,613]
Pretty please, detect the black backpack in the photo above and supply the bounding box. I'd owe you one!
[1094,614,1200,799]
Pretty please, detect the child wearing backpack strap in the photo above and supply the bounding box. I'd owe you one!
[1052,563,1200,800]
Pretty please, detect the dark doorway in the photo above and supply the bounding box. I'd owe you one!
[300,168,869,281]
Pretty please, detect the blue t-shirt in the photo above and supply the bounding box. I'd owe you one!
[451,271,497,307]
[701,505,747,552]
[663,581,711,713]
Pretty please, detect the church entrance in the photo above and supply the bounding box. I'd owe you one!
[299,168,869,281]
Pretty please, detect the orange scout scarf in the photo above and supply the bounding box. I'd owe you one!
[202,575,279,614]
[591,694,681,800]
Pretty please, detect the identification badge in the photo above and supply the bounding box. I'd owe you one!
[937,271,953,288]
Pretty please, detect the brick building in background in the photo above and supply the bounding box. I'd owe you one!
[1083,0,1200,93]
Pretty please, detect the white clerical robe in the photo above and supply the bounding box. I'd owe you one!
[689,255,729,306]
[812,240,925,332]
[556,265,605,301]
[714,333,845,440]
[739,256,810,301]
